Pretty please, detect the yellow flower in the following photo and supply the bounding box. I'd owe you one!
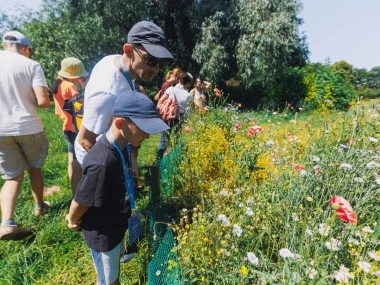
[240,265,248,276]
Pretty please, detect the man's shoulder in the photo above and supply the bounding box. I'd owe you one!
[0,50,40,67]
[93,55,119,69]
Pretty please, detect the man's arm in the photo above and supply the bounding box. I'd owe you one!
[77,125,99,152]
[33,86,50,108]
[66,200,89,231]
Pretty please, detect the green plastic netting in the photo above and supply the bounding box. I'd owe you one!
[147,228,181,285]
[147,144,183,284]
[159,140,185,197]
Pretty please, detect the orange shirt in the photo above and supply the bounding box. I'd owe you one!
[53,80,79,132]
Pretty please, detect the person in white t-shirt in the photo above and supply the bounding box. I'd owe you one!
[157,72,193,159]
[0,31,50,241]
[74,21,174,175]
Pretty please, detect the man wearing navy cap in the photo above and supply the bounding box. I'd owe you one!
[67,91,169,285]
[0,31,51,240]
[75,21,174,168]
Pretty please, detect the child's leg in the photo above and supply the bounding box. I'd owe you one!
[90,238,125,285]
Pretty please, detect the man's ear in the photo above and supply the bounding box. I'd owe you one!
[115,117,125,129]
[123,44,132,57]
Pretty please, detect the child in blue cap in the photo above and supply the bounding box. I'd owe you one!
[66,91,169,285]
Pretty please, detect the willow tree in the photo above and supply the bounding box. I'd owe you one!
[192,0,308,88]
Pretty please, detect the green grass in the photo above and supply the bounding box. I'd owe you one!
[0,105,159,284]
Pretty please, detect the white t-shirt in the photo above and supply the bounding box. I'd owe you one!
[82,55,135,134]
[166,86,192,114]
[75,55,134,165]
[0,50,48,136]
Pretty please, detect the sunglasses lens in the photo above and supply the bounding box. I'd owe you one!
[147,57,159,67]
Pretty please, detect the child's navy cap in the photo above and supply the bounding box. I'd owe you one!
[113,91,170,134]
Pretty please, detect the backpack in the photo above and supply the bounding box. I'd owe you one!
[157,88,179,122]
[62,94,84,133]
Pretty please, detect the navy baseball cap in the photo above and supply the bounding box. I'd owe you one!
[113,91,170,134]
[2,31,34,55]
[128,21,173,60]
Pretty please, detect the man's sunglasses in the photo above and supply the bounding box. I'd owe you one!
[131,45,171,68]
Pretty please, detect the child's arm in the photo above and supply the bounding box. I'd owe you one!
[66,200,88,231]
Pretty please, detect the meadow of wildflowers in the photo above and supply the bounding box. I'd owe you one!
[162,95,380,284]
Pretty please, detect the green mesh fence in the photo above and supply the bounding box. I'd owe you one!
[147,143,184,284]
[159,140,185,197]
[147,228,181,285]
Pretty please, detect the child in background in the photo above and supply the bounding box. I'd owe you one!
[66,91,169,285]
[52,57,88,195]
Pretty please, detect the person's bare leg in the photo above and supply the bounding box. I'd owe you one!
[68,153,82,196]
[1,174,24,222]
[27,167,44,204]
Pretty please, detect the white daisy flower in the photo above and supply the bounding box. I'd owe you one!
[247,252,259,265]
[279,248,294,258]
[233,224,242,237]
[358,261,371,273]
[217,214,230,227]
[325,238,341,251]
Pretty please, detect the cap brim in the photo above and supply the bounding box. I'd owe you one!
[129,117,170,134]
[141,43,174,59]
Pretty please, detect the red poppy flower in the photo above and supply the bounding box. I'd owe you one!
[294,164,305,171]
[247,125,263,136]
[184,126,191,133]
[238,103,242,108]
[346,139,356,146]
[252,125,263,132]
[247,127,255,136]
[329,196,357,225]
[214,88,221,97]
[234,123,242,130]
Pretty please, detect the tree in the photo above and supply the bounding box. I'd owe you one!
[303,63,355,110]
[368,67,380,89]
[1,0,309,105]
[235,0,308,87]
[353,68,368,88]
[330,60,355,85]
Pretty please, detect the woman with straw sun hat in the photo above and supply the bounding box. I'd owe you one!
[51,57,88,195]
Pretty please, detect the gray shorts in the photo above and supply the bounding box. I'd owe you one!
[91,238,125,285]
[0,132,49,179]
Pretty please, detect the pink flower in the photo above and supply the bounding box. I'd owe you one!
[184,126,191,133]
[214,88,221,97]
[329,196,357,225]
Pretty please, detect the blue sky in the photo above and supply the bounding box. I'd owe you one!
[299,0,380,70]
[1,0,379,70]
